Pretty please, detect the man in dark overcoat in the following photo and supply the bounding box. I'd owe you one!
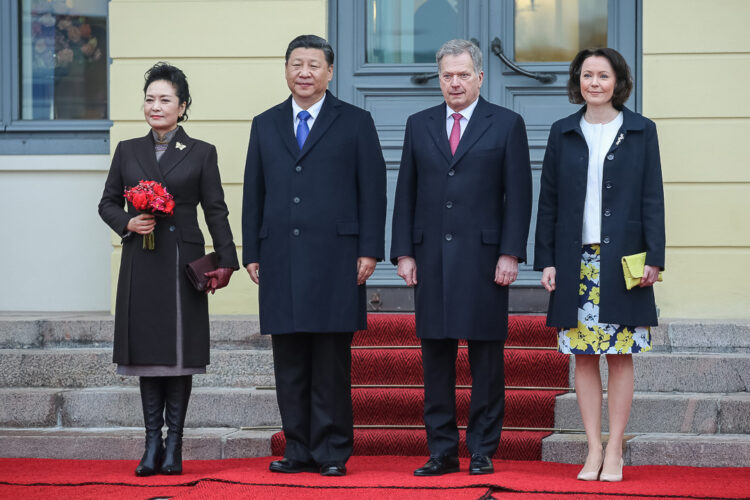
[390,39,532,476]
[242,35,387,477]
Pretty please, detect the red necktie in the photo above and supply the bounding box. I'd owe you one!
[449,112,462,155]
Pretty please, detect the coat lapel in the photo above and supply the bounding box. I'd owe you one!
[427,103,453,164]
[297,91,341,161]
[451,97,492,167]
[133,132,165,184]
[159,126,194,178]
[273,97,300,158]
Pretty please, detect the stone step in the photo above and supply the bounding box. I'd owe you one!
[0,387,282,429]
[0,427,275,460]
[542,432,750,467]
[569,352,750,392]
[0,348,275,388]
[653,320,750,353]
[553,392,750,434]
[0,313,266,349]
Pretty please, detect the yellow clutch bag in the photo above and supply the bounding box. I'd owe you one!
[621,252,663,290]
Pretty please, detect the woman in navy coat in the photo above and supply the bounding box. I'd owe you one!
[534,48,665,482]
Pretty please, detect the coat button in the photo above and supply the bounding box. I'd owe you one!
[292,228,300,236]
[604,209,611,217]
[445,233,453,241]
[448,169,455,176]
[293,196,300,204]
[605,181,613,189]
[169,225,175,232]
[603,236,610,244]
[295,165,302,172]
[607,154,615,161]
[445,201,453,209]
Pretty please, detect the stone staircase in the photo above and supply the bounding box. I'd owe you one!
[1,313,749,466]
[542,320,750,467]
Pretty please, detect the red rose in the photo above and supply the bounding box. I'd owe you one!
[152,183,166,196]
[132,191,148,210]
[165,199,175,214]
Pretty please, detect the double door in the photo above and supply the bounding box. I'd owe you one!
[332,0,638,302]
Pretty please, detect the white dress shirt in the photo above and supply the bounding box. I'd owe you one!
[292,94,326,137]
[445,98,479,139]
[580,111,623,245]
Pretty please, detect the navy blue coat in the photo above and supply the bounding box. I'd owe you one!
[534,106,665,328]
[242,92,387,335]
[99,127,239,366]
[390,97,532,340]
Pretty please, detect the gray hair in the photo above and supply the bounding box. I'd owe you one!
[436,39,482,75]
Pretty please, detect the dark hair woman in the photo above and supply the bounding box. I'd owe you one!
[98,62,238,476]
[535,48,665,482]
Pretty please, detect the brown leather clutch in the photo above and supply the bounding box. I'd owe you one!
[185,252,219,292]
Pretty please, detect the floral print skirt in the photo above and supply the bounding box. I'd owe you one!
[558,244,652,355]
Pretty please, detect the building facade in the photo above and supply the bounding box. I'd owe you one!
[1,0,748,319]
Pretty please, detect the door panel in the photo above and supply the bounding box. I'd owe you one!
[333,0,637,290]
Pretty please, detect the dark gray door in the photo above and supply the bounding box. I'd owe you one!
[332,0,638,306]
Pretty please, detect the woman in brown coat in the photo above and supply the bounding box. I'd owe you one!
[99,63,238,476]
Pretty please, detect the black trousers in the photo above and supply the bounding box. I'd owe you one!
[271,332,354,465]
[421,338,505,457]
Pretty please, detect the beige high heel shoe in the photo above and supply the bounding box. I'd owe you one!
[577,451,604,481]
[599,457,624,482]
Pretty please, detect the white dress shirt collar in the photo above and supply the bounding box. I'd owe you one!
[292,94,326,133]
[445,97,480,138]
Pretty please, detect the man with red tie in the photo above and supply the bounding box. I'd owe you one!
[391,39,532,476]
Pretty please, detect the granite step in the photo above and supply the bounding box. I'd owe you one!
[553,392,750,434]
[542,432,750,467]
[569,352,750,392]
[0,348,275,388]
[0,427,275,460]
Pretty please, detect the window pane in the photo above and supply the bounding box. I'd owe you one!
[20,0,108,120]
[515,0,607,62]
[366,0,463,64]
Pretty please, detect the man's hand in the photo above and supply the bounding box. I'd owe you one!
[495,255,518,286]
[246,263,260,285]
[397,256,418,287]
[357,257,377,285]
[541,266,556,292]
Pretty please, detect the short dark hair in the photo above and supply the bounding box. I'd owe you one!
[143,62,192,122]
[567,47,633,109]
[285,34,334,66]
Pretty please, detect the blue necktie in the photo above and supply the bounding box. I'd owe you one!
[296,110,311,150]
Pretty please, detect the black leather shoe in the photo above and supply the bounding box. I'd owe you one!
[320,463,347,476]
[269,458,318,473]
[469,454,494,475]
[413,456,460,476]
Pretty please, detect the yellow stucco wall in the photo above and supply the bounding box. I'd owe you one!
[643,0,750,318]
[109,0,328,314]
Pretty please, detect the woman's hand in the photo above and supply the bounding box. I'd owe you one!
[246,263,260,285]
[640,264,660,287]
[541,266,556,292]
[204,267,234,294]
[126,214,155,235]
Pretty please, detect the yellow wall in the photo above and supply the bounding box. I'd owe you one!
[643,0,750,318]
[109,0,328,314]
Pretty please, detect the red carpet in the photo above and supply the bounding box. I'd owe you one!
[274,314,570,459]
[1,456,749,499]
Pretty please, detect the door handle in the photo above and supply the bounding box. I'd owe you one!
[411,38,481,84]
[490,37,556,84]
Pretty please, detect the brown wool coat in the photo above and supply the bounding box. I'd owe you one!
[99,127,238,366]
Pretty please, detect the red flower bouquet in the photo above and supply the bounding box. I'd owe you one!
[124,180,175,250]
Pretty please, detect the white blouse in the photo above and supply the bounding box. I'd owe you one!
[580,112,623,245]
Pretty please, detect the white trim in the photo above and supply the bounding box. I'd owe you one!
[0,154,109,171]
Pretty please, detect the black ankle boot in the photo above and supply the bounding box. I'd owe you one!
[160,375,192,475]
[135,377,166,477]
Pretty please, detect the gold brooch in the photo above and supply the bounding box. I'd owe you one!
[176,142,186,151]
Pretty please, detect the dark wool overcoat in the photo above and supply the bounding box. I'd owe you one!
[242,91,387,335]
[390,97,533,341]
[534,106,665,328]
[99,127,239,366]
